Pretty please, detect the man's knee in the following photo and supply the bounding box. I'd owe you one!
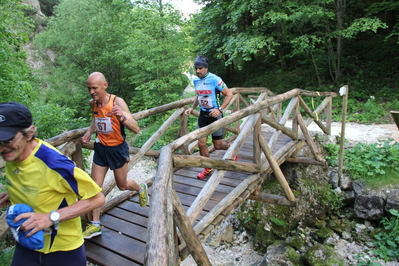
[117,184,128,191]
[214,143,223,149]
[213,139,224,149]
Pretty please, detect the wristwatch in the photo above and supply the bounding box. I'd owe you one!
[120,115,127,123]
[218,107,224,112]
[50,210,60,230]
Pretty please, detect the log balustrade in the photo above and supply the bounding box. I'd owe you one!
[0,87,343,266]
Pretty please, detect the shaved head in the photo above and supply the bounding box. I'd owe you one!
[87,72,107,84]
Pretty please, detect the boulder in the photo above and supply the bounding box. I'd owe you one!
[385,189,399,212]
[260,242,303,266]
[304,243,345,266]
[354,195,385,220]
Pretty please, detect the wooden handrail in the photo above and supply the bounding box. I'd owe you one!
[0,87,339,266]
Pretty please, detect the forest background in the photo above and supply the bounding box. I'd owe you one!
[2,0,399,144]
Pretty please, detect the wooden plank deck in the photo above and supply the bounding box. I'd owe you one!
[85,131,293,266]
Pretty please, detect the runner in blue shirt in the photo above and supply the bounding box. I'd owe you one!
[185,55,236,179]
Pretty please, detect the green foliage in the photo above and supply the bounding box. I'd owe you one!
[355,254,383,266]
[0,173,6,194]
[347,96,388,124]
[30,101,88,140]
[132,110,182,150]
[342,18,388,38]
[270,217,286,226]
[331,95,392,124]
[373,209,399,262]
[0,0,36,104]
[34,0,191,116]
[191,0,399,93]
[345,139,399,184]
[323,142,340,167]
[319,184,344,212]
[0,242,14,266]
[324,139,399,188]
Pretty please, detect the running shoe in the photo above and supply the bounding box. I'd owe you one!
[197,168,214,179]
[139,183,149,207]
[83,223,102,239]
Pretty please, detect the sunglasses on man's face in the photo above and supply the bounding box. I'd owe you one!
[0,132,23,146]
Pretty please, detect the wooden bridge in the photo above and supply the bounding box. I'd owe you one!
[0,87,343,265]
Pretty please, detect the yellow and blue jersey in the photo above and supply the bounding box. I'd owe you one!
[5,139,102,254]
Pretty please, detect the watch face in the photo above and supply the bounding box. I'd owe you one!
[51,211,60,221]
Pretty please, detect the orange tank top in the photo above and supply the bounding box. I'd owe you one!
[93,94,125,146]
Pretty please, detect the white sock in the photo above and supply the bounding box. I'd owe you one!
[92,221,101,227]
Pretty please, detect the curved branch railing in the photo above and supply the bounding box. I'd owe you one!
[0,87,342,266]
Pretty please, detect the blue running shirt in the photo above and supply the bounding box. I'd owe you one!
[193,72,227,112]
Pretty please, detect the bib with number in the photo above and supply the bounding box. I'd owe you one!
[95,117,114,134]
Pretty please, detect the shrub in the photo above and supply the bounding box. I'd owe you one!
[373,209,399,262]
[345,139,399,185]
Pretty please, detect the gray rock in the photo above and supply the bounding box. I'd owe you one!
[329,171,339,188]
[352,180,364,195]
[261,242,303,266]
[339,174,351,190]
[385,189,399,212]
[304,243,345,266]
[354,195,385,220]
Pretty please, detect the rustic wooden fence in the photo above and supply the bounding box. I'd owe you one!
[0,87,342,265]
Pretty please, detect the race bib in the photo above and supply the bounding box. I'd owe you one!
[198,95,213,109]
[95,117,114,134]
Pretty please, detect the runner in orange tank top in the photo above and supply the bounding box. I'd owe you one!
[81,72,149,239]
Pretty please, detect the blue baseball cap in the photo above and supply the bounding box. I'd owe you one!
[0,102,32,141]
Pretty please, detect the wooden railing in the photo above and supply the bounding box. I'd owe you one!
[0,87,341,266]
[145,88,339,265]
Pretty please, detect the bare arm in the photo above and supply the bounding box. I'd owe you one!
[219,87,233,110]
[185,97,199,115]
[208,87,233,118]
[16,192,105,237]
[112,97,140,134]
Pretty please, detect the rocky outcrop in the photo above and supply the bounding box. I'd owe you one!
[233,136,399,265]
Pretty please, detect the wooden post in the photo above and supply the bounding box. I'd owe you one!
[304,96,332,128]
[145,145,174,266]
[338,86,348,178]
[172,191,211,266]
[298,96,330,135]
[297,113,325,162]
[71,138,85,170]
[268,96,299,149]
[179,111,189,154]
[258,134,296,202]
[253,116,261,165]
[0,212,8,239]
[290,98,300,158]
[234,94,240,131]
[326,96,332,135]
